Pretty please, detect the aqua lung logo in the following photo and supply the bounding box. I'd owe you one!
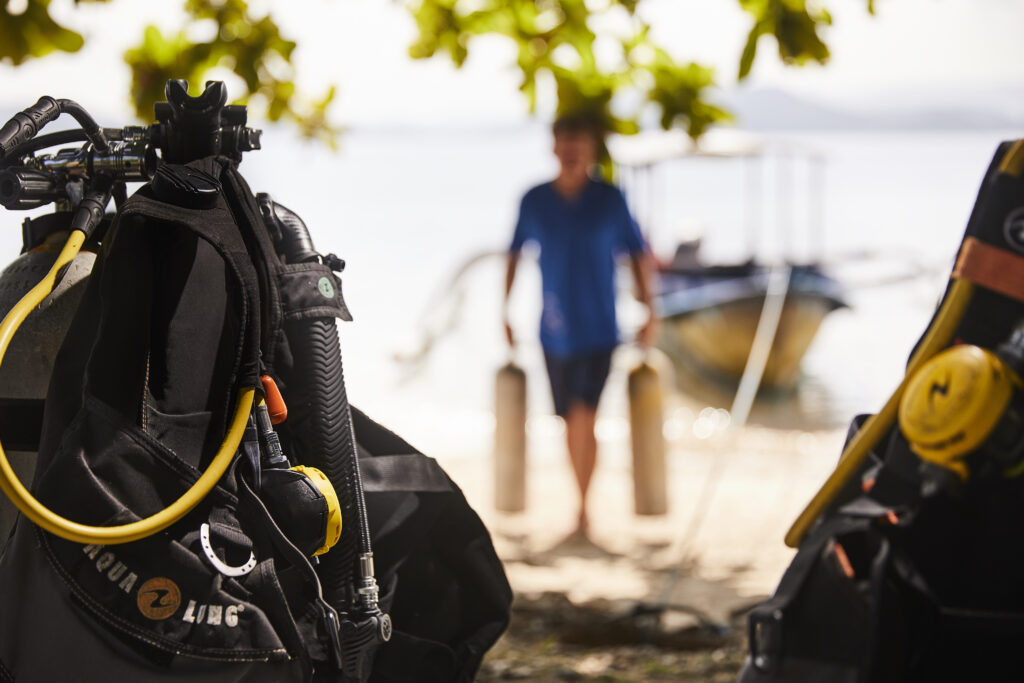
[82,545,246,627]
[182,600,246,627]
[1004,208,1024,254]
[82,544,139,594]
[136,577,181,620]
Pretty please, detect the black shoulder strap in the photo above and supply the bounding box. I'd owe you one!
[217,161,286,374]
[117,157,263,390]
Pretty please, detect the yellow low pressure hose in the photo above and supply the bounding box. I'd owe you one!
[0,229,254,545]
[784,278,974,547]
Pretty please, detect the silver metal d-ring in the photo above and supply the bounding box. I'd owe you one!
[200,522,257,578]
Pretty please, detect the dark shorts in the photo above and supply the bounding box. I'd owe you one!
[543,348,614,418]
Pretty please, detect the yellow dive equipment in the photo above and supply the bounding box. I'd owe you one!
[899,345,1022,481]
[0,229,255,545]
[291,465,342,556]
[785,278,975,547]
[251,389,342,557]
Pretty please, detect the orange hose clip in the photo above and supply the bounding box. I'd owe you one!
[260,375,288,424]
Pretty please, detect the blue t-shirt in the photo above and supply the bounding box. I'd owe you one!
[510,179,646,356]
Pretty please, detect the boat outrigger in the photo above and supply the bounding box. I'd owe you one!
[612,130,847,392]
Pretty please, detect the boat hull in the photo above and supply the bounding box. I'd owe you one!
[657,293,837,392]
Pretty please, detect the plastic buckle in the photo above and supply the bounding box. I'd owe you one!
[748,606,784,673]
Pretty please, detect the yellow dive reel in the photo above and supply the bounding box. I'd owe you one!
[899,338,1024,487]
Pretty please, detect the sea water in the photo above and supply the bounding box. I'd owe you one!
[241,124,1015,461]
[1,124,1015,465]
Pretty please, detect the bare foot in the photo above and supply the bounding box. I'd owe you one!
[574,511,589,538]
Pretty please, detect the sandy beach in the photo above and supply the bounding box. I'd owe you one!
[445,415,845,601]
[428,363,849,680]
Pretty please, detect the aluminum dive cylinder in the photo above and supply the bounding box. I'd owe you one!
[628,361,668,515]
[0,220,95,548]
[494,361,527,512]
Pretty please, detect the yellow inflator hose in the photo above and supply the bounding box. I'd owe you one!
[784,278,975,547]
[0,229,254,545]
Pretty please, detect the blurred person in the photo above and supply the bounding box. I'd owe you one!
[503,113,656,539]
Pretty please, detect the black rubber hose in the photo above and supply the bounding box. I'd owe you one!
[56,100,109,153]
[285,318,370,605]
[268,199,374,609]
[68,176,113,239]
[274,208,319,265]
[0,129,90,166]
[0,98,108,161]
[0,96,61,159]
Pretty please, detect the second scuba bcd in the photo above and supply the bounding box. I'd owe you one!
[739,137,1024,682]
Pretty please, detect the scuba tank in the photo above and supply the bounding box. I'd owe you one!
[0,127,153,546]
[739,138,1024,682]
[0,81,510,682]
[493,361,527,513]
[627,360,668,515]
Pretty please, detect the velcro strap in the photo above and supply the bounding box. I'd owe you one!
[953,237,1024,303]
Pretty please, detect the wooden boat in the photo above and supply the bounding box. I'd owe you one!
[611,129,847,393]
[655,261,846,391]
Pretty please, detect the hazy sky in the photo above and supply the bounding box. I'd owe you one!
[1,0,1022,125]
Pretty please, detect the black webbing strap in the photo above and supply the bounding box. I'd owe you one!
[218,163,284,374]
[118,158,262,390]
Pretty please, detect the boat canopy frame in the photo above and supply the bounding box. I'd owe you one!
[609,128,827,267]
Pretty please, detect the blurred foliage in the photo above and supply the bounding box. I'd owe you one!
[738,0,831,79]
[0,0,870,145]
[0,0,103,65]
[408,0,871,141]
[0,0,338,145]
[124,0,339,146]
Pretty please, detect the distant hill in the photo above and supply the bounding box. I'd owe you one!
[1,85,1019,135]
[721,86,1024,132]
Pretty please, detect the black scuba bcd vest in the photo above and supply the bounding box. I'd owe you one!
[0,154,511,683]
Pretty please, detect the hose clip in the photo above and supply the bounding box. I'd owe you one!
[199,522,257,578]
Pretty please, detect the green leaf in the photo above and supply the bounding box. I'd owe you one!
[122,0,339,144]
[3,0,873,149]
[738,21,766,79]
[0,1,84,65]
